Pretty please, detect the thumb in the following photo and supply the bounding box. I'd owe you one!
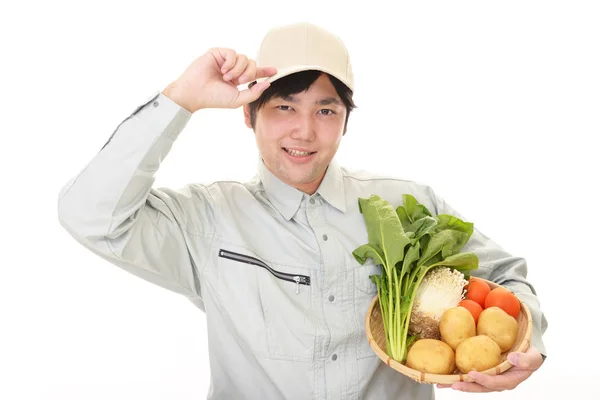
[508,350,542,370]
[233,81,271,108]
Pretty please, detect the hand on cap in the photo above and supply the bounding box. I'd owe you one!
[162,48,277,113]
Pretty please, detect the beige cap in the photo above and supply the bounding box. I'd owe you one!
[255,22,354,91]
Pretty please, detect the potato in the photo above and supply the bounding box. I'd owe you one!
[477,306,519,352]
[455,335,502,373]
[439,307,476,350]
[406,339,455,375]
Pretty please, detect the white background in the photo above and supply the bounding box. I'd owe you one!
[1,1,598,399]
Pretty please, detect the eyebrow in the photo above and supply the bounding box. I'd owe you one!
[280,95,342,106]
[317,97,342,106]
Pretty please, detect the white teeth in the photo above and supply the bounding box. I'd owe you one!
[286,148,312,157]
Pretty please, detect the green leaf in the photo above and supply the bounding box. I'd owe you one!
[396,206,411,231]
[419,234,431,253]
[370,274,382,286]
[399,295,412,314]
[436,214,474,239]
[353,244,385,267]
[418,229,471,266]
[422,252,443,267]
[402,194,417,223]
[400,239,421,279]
[356,195,411,269]
[402,194,432,223]
[427,252,479,279]
[406,216,437,242]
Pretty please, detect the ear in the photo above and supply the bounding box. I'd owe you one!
[243,104,252,129]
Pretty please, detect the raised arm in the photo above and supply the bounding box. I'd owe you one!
[57,48,276,299]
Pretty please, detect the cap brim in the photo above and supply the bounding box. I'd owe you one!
[255,65,353,92]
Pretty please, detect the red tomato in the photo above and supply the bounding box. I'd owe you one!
[458,299,483,324]
[484,287,521,319]
[465,277,491,308]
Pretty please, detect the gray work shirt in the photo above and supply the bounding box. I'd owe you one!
[58,92,547,400]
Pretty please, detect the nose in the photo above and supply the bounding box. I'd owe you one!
[289,114,316,141]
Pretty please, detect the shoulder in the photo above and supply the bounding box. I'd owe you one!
[338,165,442,214]
[341,165,415,184]
[152,174,262,206]
[339,164,434,193]
[186,175,263,201]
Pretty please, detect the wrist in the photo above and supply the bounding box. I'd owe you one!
[162,82,196,113]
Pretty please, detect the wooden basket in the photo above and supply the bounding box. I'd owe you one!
[365,279,533,384]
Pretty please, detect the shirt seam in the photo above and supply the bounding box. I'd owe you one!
[342,173,419,184]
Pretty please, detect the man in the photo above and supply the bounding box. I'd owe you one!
[58,22,547,399]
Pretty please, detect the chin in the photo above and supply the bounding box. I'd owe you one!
[265,154,325,185]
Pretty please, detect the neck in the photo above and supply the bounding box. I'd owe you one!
[290,174,325,195]
[261,159,327,195]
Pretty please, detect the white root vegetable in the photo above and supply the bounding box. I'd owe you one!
[408,267,468,340]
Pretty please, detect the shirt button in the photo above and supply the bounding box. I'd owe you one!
[153,101,159,107]
[328,295,335,302]
[322,234,328,241]
[331,354,338,361]
[309,198,315,204]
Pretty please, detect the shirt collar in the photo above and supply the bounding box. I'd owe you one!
[315,158,347,213]
[257,158,347,221]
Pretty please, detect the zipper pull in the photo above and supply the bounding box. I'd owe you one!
[293,276,301,294]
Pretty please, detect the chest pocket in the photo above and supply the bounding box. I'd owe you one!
[353,258,382,359]
[354,258,381,295]
[217,248,316,362]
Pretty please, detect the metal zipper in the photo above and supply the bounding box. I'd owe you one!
[218,249,311,294]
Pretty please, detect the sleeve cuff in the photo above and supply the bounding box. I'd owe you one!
[131,91,192,141]
[100,91,192,151]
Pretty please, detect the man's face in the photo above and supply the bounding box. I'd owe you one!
[245,74,347,194]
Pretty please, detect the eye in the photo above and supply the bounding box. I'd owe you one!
[277,105,292,111]
[318,109,335,115]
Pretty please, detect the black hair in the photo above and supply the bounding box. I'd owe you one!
[247,70,356,133]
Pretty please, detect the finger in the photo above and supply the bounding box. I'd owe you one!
[466,371,507,391]
[237,60,257,85]
[223,54,248,82]
[466,369,527,391]
[231,80,270,108]
[255,66,278,79]
[436,384,452,389]
[508,350,543,370]
[451,382,495,393]
[210,48,237,73]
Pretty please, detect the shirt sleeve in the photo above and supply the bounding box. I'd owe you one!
[430,188,548,359]
[57,92,214,302]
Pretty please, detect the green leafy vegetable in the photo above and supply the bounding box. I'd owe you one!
[354,194,479,363]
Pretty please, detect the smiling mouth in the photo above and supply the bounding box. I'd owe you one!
[283,148,317,157]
